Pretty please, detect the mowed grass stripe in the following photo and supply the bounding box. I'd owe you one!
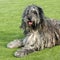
[0,0,60,60]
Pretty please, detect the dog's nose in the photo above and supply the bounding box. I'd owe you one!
[28,17,32,21]
[28,17,31,20]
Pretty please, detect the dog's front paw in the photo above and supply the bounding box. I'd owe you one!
[7,39,22,48]
[14,49,28,57]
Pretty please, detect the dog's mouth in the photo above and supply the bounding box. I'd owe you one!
[27,21,33,26]
[27,20,38,30]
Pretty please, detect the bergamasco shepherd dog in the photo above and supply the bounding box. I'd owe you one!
[7,5,60,57]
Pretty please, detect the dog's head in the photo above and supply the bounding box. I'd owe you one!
[21,5,45,34]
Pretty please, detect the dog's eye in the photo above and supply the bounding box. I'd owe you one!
[33,11,37,15]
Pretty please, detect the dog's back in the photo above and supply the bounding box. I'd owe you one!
[45,18,60,45]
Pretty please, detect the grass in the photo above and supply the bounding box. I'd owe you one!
[0,0,60,60]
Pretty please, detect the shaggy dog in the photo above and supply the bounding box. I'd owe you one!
[7,5,60,57]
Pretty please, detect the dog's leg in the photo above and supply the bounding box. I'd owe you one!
[7,34,32,49]
[7,39,23,48]
[14,45,36,57]
[14,34,39,57]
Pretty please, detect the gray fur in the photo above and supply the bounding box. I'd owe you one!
[7,5,60,57]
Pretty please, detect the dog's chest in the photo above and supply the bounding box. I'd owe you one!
[23,31,41,46]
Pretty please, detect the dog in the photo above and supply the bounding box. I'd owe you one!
[7,5,60,57]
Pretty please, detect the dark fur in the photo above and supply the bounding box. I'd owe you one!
[7,5,60,57]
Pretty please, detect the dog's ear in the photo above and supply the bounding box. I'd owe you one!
[37,6,45,23]
[20,8,26,29]
[20,19,29,35]
[20,21,29,35]
[20,19,26,29]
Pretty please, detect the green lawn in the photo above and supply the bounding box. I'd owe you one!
[0,0,60,60]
